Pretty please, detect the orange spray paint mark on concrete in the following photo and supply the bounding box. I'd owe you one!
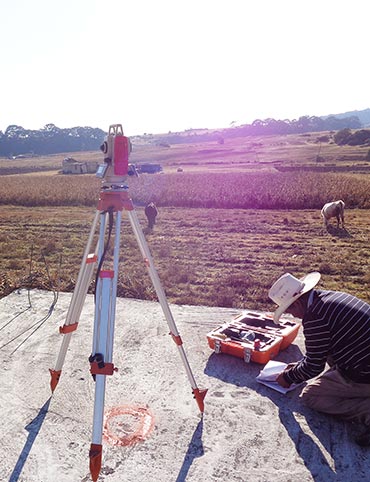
[103,405,155,447]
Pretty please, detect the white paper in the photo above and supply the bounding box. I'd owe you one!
[256,360,303,394]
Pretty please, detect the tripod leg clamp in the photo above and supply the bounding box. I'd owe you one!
[59,322,79,334]
[170,333,183,346]
[89,353,117,379]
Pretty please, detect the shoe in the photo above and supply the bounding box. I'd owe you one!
[355,430,370,447]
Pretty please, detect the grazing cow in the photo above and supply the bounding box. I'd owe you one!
[144,202,158,230]
[321,200,345,228]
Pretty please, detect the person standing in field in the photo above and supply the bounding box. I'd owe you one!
[268,271,370,446]
[144,202,158,230]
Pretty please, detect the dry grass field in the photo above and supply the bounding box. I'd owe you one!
[0,131,369,309]
[0,201,369,310]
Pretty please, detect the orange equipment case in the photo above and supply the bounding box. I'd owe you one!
[206,310,300,364]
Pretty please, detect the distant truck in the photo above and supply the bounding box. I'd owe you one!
[137,163,163,174]
[62,157,98,174]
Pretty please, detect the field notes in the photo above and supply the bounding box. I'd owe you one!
[256,360,304,394]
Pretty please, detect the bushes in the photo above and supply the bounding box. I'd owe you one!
[334,128,370,146]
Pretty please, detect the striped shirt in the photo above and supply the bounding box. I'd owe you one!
[284,289,370,385]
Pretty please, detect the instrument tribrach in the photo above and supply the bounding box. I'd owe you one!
[49,124,207,482]
[207,310,300,364]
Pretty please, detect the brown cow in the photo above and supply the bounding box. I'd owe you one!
[145,202,158,230]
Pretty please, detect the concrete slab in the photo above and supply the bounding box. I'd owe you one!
[0,289,369,482]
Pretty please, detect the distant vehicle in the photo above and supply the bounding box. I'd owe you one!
[62,157,98,174]
[137,163,163,174]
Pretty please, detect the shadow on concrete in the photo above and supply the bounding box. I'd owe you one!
[9,397,51,482]
[204,343,353,482]
[175,417,204,482]
[204,341,304,388]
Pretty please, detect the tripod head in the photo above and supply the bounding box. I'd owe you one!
[97,124,137,188]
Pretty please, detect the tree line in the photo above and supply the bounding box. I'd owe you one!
[0,124,105,157]
[158,115,362,144]
[0,114,365,157]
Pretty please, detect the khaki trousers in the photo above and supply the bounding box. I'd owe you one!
[300,366,370,427]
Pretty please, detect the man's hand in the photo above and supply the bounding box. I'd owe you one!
[276,363,297,388]
[276,372,291,388]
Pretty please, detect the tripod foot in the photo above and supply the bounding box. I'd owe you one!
[193,388,208,413]
[89,443,102,482]
[49,369,61,393]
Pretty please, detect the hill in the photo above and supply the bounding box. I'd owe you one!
[1,108,370,156]
[322,108,370,127]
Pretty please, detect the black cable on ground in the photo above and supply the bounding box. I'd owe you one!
[0,248,62,354]
[0,244,34,333]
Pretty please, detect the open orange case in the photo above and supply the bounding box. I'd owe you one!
[206,310,300,364]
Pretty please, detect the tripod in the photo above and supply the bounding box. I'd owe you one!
[49,126,207,482]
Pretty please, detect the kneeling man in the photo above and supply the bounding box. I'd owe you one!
[269,271,370,446]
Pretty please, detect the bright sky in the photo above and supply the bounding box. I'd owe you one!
[1,0,369,136]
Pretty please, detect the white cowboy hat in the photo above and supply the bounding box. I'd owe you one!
[268,272,321,324]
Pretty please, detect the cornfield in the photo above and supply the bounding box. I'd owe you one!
[0,171,369,209]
